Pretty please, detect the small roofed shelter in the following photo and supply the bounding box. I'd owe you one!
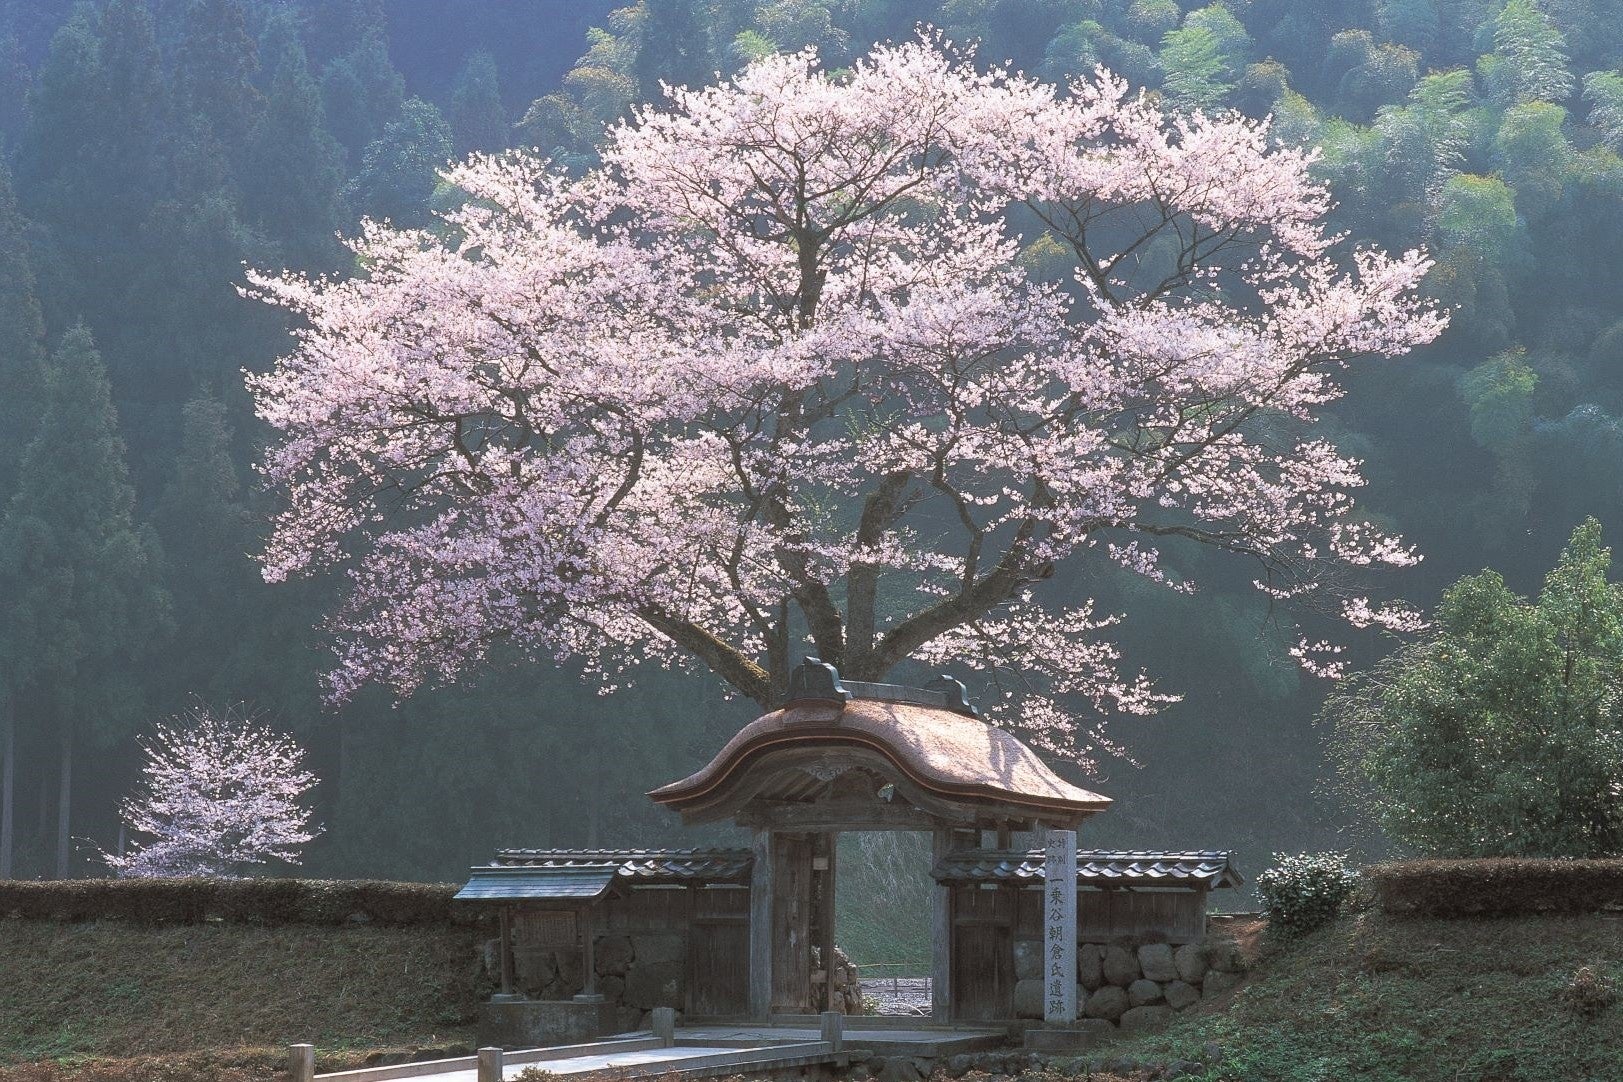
[649,657,1112,1021]
[454,849,753,1018]
[933,849,1243,1018]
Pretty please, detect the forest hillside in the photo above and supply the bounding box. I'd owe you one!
[0,0,1618,914]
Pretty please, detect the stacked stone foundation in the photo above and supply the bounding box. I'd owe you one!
[484,931,863,1031]
[1012,937,1246,1033]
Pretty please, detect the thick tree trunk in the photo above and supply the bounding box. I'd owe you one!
[36,761,48,867]
[0,690,14,880]
[55,721,71,878]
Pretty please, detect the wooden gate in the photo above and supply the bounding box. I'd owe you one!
[951,885,1015,1020]
[687,887,750,1018]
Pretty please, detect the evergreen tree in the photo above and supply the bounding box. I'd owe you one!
[0,33,29,150]
[297,0,387,66]
[19,0,168,298]
[320,32,405,163]
[16,8,105,230]
[0,326,169,877]
[448,51,506,157]
[154,393,255,703]
[125,190,267,401]
[342,96,452,226]
[632,0,713,99]
[0,160,44,881]
[245,14,342,263]
[172,0,262,169]
[1376,0,1440,54]
[563,18,639,124]
[94,0,169,216]
[0,161,44,498]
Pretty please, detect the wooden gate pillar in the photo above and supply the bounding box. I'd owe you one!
[749,829,814,1018]
[931,826,953,1020]
[749,828,773,1019]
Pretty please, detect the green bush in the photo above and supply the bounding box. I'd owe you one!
[0,879,482,927]
[1256,852,1360,937]
[1367,858,1623,917]
[1324,519,1623,859]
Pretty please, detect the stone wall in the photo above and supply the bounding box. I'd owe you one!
[816,945,866,1014]
[490,931,864,1028]
[491,929,690,1029]
[1012,936,1246,1033]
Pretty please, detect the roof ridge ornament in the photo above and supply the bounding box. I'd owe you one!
[926,674,980,719]
[785,656,852,706]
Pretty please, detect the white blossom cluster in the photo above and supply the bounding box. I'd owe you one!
[104,703,321,879]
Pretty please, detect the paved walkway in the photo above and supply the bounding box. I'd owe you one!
[316,1022,1006,1082]
[668,1023,1004,1056]
[426,1044,793,1082]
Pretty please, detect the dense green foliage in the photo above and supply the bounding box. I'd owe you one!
[1,0,1623,926]
[1367,857,1623,915]
[1327,520,1623,858]
[1254,852,1360,937]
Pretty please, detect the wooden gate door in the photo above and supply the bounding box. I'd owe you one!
[769,833,814,1014]
[951,886,1015,1020]
[687,887,751,1018]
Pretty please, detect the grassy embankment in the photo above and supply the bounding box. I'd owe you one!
[0,918,483,1082]
[5,901,1622,1082]
[1123,908,1623,1081]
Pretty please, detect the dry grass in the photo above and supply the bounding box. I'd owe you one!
[0,1045,488,1082]
[0,918,487,1064]
[1133,909,1623,1080]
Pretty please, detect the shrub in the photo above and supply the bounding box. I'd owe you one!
[0,878,481,927]
[1368,858,1623,916]
[1563,965,1617,1018]
[1256,852,1360,937]
[1324,519,1623,859]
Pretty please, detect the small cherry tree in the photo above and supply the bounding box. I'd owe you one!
[105,703,321,878]
[246,39,1446,762]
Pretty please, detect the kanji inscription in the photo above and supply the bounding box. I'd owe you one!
[1043,828,1077,1023]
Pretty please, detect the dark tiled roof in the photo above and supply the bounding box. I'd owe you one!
[454,863,620,903]
[457,849,754,904]
[933,849,1244,889]
[492,848,754,881]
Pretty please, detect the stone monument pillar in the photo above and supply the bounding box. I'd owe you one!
[1043,827,1078,1024]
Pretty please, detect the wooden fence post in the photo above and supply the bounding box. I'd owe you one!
[477,1046,503,1082]
[819,1011,843,1053]
[287,1045,315,1082]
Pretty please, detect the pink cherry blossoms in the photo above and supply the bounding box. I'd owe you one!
[246,38,1446,763]
[104,703,322,878]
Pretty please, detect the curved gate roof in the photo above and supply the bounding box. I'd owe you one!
[650,670,1110,826]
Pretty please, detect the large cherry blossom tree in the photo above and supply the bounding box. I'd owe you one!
[105,703,321,878]
[246,39,1446,760]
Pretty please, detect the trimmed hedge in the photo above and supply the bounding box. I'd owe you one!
[0,878,486,927]
[1367,858,1623,918]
